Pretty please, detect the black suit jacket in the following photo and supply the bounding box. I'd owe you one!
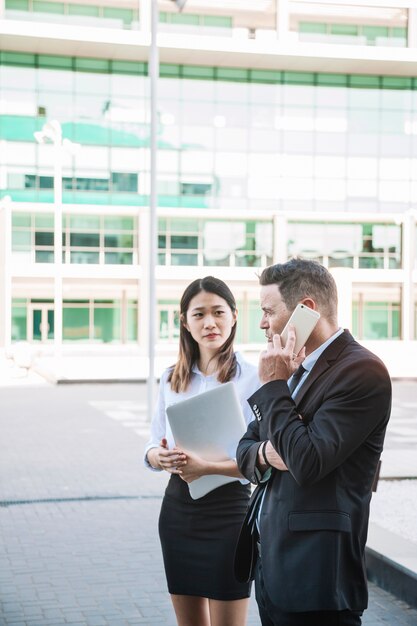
[236,330,391,612]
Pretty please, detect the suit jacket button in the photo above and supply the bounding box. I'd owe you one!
[253,404,258,410]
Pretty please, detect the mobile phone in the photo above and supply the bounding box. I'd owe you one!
[280,303,320,355]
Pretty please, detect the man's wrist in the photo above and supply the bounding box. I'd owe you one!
[257,440,270,471]
[261,441,272,468]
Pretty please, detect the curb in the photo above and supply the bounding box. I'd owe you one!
[366,547,417,610]
[366,523,417,610]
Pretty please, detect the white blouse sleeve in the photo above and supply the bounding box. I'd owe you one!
[143,370,169,471]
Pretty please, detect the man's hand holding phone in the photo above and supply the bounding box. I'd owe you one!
[259,326,305,384]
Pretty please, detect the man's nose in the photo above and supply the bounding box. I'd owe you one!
[260,315,268,329]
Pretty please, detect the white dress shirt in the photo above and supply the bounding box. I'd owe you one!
[144,352,261,475]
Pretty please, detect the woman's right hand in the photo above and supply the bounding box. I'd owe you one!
[147,438,187,474]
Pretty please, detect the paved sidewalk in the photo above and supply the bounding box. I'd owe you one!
[1,382,417,625]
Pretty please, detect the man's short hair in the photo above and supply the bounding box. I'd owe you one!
[259,258,338,322]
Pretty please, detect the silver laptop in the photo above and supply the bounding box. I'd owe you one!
[166,382,247,499]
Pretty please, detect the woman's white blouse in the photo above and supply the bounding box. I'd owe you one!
[144,352,260,473]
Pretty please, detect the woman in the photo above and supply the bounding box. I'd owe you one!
[144,276,260,626]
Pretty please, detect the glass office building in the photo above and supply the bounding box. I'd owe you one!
[0,0,416,374]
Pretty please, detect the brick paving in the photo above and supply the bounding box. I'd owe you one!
[1,383,417,626]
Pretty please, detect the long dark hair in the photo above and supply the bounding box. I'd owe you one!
[168,276,238,393]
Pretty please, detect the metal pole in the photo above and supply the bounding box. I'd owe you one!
[54,125,63,358]
[147,0,158,419]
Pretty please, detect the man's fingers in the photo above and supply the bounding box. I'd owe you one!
[272,334,281,350]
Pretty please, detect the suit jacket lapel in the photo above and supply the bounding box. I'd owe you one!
[295,330,354,405]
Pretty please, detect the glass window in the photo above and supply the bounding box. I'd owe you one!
[362,302,400,339]
[70,233,100,247]
[12,303,27,341]
[127,301,138,341]
[68,4,99,17]
[94,304,121,342]
[33,1,65,13]
[63,307,90,341]
[104,252,133,264]
[6,0,29,9]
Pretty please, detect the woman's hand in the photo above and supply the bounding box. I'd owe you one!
[147,438,187,474]
[177,448,208,483]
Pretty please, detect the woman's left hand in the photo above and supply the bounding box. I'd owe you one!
[176,448,208,483]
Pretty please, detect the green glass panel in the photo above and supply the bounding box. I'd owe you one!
[94,306,121,342]
[70,233,99,247]
[0,51,35,66]
[203,15,232,27]
[330,24,358,36]
[70,251,99,264]
[392,27,407,38]
[68,4,99,16]
[381,76,412,90]
[12,214,31,227]
[111,60,146,75]
[33,1,65,14]
[282,72,315,85]
[349,75,380,89]
[69,216,100,229]
[170,219,198,233]
[38,54,73,69]
[250,69,281,83]
[35,231,53,246]
[170,13,199,25]
[179,196,207,208]
[159,310,169,339]
[171,235,198,249]
[0,115,37,141]
[299,22,327,34]
[35,215,54,228]
[12,305,27,341]
[103,217,134,231]
[363,304,389,339]
[317,73,348,86]
[103,6,133,23]
[6,0,29,9]
[159,64,181,77]
[158,195,180,207]
[63,307,90,341]
[171,253,198,266]
[12,231,31,248]
[32,309,42,341]
[74,58,110,73]
[392,310,400,338]
[104,233,133,247]
[159,12,167,23]
[104,252,133,264]
[217,67,249,82]
[182,66,215,80]
[127,304,138,341]
[363,25,389,40]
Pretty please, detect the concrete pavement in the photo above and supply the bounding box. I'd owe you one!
[1,380,417,625]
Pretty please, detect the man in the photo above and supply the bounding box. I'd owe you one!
[235,259,392,626]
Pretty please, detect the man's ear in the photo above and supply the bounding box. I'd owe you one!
[300,298,316,311]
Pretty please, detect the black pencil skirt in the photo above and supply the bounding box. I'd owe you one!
[158,474,251,600]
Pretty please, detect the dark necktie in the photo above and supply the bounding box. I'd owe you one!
[288,364,306,395]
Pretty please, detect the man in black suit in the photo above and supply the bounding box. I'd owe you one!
[235,259,392,626]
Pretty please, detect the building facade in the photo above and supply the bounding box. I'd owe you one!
[0,0,416,376]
